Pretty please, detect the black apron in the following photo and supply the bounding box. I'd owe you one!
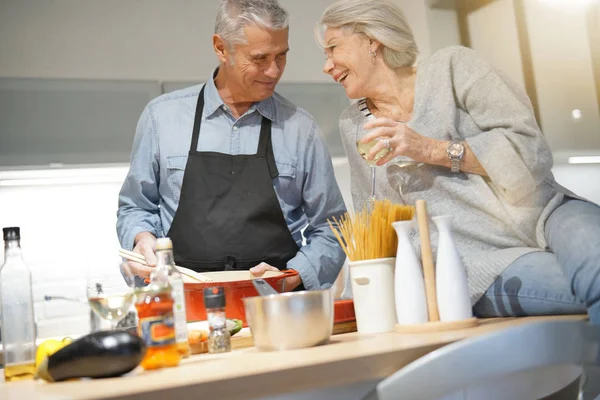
[167,85,300,273]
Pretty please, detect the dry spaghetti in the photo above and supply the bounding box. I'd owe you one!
[328,199,415,262]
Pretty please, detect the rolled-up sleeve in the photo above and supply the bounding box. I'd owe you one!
[286,121,347,290]
[116,104,163,250]
[454,49,553,204]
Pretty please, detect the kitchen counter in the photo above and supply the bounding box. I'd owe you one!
[0,315,587,400]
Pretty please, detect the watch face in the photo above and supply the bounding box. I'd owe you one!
[448,143,464,158]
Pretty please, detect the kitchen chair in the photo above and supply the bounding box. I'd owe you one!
[363,319,600,400]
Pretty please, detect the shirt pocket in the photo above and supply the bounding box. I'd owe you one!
[166,155,188,203]
[274,160,300,207]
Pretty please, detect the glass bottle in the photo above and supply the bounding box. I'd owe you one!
[150,238,190,358]
[1,227,36,381]
[134,285,181,370]
[203,287,231,354]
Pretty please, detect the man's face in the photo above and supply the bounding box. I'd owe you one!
[221,25,289,102]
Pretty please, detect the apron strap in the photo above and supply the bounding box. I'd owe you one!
[189,85,206,154]
[257,117,279,179]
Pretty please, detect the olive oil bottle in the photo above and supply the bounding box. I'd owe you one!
[1,227,36,381]
[150,238,191,358]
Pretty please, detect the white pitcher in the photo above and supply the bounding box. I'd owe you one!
[432,215,473,322]
[391,220,429,325]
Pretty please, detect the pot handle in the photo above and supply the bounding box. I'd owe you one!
[280,269,299,279]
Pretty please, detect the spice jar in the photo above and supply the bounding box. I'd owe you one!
[203,287,231,354]
[135,285,182,370]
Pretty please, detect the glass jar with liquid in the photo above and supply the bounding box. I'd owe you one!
[135,285,181,370]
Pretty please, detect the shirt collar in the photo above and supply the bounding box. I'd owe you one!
[204,68,276,121]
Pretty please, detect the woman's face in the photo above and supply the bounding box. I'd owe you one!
[322,27,375,99]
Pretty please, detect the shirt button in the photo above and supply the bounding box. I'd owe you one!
[233,126,238,131]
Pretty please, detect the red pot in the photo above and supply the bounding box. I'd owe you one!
[184,269,298,326]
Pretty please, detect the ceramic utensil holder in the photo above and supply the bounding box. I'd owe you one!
[349,257,396,334]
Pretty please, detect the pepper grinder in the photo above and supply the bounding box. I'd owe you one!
[203,287,231,354]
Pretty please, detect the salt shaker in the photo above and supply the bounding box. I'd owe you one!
[203,287,231,354]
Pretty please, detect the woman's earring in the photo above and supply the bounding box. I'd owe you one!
[369,49,377,64]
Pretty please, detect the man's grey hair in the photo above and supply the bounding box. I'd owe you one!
[316,0,419,68]
[215,0,289,48]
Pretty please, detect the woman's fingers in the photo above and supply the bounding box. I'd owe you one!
[362,117,398,131]
[375,145,399,166]
[367,137,394,161]
[360,126,399,144]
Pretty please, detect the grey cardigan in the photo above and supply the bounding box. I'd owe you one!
[339,46,577,304]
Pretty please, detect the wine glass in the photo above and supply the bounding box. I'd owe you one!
[86,261,136,330]
[356,124,392,209]
[357,119,423,201]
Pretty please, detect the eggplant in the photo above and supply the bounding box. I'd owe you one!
[37,330,146,382]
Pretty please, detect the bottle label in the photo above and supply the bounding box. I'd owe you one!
[171,280,189,343]
[139,314,176,347]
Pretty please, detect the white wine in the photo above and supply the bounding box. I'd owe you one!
[88,293,134,321]
[357,140,390,166]
[4,361,35,381]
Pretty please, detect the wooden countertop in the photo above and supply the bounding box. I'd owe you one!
[0,315,587,400]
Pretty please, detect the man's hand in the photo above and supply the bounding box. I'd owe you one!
[128,232,157,278]
[249,262,302,292]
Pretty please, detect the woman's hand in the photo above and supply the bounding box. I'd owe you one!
[360,118,435,166]
[361,117,488,176]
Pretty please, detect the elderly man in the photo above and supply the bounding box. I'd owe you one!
[116,0,346,291]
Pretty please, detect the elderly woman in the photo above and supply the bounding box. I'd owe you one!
[317,0,600,324]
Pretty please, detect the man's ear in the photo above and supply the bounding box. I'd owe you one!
[213,34,229,63]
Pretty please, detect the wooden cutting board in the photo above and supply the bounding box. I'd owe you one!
[190,321,357,355]
[190,330,254,354]
[182,270,285,284]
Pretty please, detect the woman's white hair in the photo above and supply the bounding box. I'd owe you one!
[315,0,419,68]
[215,0,289,48]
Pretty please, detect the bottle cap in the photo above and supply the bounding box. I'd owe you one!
[203,287,226,309]
[3,227,20,241]
[155,237,173,251]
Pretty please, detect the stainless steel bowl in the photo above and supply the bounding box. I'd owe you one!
[243,289,334,351]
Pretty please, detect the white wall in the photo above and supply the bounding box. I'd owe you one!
[463,0,600,204]
[523,0,600,153]
[0,180,125,337]
[426,7,461,54]
[467,0,526,89]
[464,0,600,154]
[0,0,435,82]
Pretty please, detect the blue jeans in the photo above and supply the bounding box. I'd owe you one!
[473,199,600,325]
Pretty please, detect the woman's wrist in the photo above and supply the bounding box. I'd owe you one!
[423,138,451,168]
